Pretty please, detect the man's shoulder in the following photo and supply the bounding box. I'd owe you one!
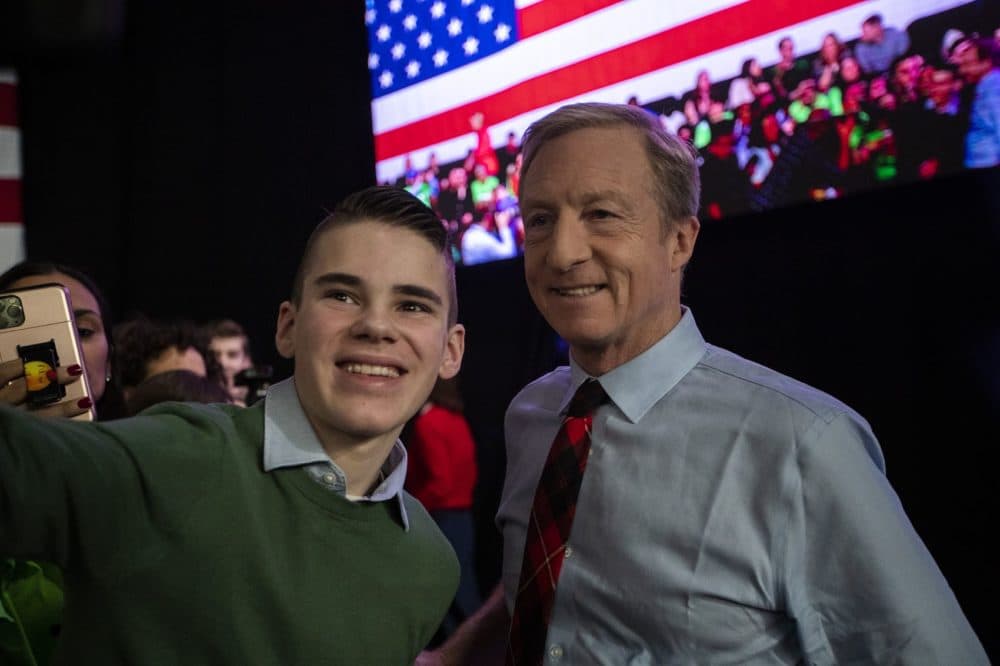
[508,365,571,414]
[698,345,862,425]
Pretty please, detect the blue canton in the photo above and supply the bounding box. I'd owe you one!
[366,0,518,98]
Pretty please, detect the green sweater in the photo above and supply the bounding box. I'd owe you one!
[0,401,459,664]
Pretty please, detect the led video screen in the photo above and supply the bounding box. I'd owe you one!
[366,0,997,266]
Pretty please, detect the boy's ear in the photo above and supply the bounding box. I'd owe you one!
[275,301,297,359]
[438,324,465,380]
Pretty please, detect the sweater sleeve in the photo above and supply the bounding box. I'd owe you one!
[0,403,227,578]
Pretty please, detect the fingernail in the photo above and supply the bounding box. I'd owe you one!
[77,397,93,409]
[46,369,58,381]
[67,365,83,376]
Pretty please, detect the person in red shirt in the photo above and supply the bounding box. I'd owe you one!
[404,375,482,643]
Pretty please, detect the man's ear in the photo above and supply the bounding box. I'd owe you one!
[437,324,466,380]
[274,301,297,359]
[670,215,700,272]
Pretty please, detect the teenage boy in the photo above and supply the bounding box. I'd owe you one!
[0,186,466,663]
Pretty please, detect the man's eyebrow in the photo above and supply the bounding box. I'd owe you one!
[577,189,633,207]
[520,189,632,208]
[394,284,443,306]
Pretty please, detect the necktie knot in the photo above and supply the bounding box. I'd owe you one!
[567,379,608,418]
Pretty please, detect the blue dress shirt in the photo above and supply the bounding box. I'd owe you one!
[498,308,986,664]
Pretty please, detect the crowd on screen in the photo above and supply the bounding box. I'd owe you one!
[385,9,1000,265]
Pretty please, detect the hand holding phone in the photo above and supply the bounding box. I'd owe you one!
[0,284,97,420]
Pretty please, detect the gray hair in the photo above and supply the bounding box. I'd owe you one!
[519,102,700,229]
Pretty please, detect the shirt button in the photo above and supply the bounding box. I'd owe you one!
[548,644,564,660]
[564,546,573,559]
[321,473,336,484]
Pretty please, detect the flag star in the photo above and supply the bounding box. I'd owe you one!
[476,4,494,24]
[430,1,446,19]
[403,14,418,30]
[376,24,391,42]
[365,9,376,25]
[494,22,511,43]
[447,17,463,36]
[368,52,380,69]
[433,49,449,67]
[388,0,403,13]
[391,42,406,60]
[379,70,394,88]
[461,0,474,5]
[463,36,479,55]
[405,60,421,78]
[417,31,432,49]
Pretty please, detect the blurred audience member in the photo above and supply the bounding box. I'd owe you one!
[955,36,1000,168]
[437,166,475,228]
[856,13,910,74]
[728,57,771,109]
[837,54,863,89]
[125,369,233,416]
[206,318,253,404]
[498,131,520,178]
[768,36,810,100]
[682,69,722,123]
[461,205,517,266]
[469,112,500,176]
[813,32,850,92]
[469,163,500,211]
[114,315,221,401]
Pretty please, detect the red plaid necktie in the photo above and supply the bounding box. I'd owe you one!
[507,379,609,666]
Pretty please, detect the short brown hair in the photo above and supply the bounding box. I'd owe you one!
[206,319,250,355]
[519,102,700,231]
[290,186,458,326]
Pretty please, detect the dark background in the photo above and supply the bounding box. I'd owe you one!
[3,0,997,657]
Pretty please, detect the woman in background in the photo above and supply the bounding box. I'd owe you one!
[0,260,122,666]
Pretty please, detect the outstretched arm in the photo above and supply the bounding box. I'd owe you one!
[415,583,508,666]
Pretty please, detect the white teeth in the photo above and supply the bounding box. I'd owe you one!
[558,285,600,296]
[343,363,400,378]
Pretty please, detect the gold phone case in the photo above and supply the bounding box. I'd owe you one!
[0,283,97,421]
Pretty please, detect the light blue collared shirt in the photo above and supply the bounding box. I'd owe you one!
[498,308,986,664]
[263,377,410,530]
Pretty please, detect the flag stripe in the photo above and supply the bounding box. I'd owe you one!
[375,0,860,161]
[372,0,739,133]
[517,0,625,39]
[0,180,22,224]
[0,82,17,127]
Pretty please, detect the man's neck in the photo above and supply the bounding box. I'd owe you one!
[571,315,683,377]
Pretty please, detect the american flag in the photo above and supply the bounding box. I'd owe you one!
[0,69,24,272]
[366,0,968,182]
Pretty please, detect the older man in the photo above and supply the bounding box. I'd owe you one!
[422,103,986,665]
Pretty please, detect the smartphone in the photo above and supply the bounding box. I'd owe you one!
[0,283,97,421]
